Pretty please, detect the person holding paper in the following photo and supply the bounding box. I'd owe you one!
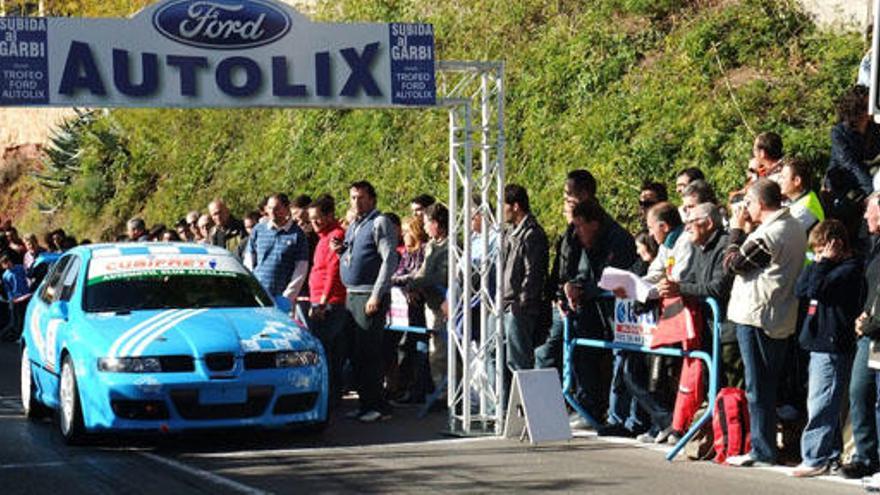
[542,199,636,430]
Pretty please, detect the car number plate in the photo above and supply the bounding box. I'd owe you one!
[200,386,247,404]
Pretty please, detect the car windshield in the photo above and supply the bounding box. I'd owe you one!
[84,272,274,313]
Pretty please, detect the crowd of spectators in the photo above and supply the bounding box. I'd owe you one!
[1,69,880,477]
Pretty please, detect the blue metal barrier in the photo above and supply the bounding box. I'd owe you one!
[563,296,720,461]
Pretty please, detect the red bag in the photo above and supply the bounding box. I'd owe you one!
[712,387,751,464]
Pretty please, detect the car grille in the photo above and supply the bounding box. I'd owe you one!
[273,392,318,415]
[205,352,235,372]
[170,386,273,420]
[111,400,170,420]
[159,355,195,372]
[243,352,276,370]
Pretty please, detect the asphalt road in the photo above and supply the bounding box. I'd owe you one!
[0,340,866,494]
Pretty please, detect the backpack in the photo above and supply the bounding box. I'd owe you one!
[712,387,750,464]
[685,402,715,461]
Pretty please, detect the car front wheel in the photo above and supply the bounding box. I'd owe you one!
[58,355,86,444]
[20,346,49,420]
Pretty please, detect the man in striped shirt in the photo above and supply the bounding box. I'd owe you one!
[244,193,310,316]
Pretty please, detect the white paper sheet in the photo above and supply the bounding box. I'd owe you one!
[598,267,658,303]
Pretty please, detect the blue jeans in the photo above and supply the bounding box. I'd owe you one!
[801,352,852,466]
[851,337,879,467]
[737,324,787,463]
[504,310,536,372]
[606,351,642,431]
[622,353,671,433]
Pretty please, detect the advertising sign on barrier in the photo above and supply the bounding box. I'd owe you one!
[613,298,658,346]
[387,287,409,328]
[0,0,436,108]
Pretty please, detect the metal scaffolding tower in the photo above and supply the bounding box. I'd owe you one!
[437,61,506,435]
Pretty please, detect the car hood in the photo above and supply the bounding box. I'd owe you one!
[82,307,319,358]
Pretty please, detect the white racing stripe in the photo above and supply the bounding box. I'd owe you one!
[107,310,181,358]
[193,436,499,459]
[118,309,197,358]
[131,309,208,357]
[138,452,271,495]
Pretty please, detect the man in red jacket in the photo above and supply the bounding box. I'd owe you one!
[308,194,349,408]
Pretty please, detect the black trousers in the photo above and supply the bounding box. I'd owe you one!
[346,292,391,413]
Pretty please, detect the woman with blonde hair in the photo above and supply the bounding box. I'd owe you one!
[387,215,429,404]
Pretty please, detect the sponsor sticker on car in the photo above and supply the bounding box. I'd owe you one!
[87,254,246,284]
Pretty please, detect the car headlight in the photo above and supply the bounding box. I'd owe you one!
[275,351,320,368]
[98,357,162,373]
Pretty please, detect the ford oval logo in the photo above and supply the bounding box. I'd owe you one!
[153,0,291,50]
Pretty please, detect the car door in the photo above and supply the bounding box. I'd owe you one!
[46,256,82,375]
[27,255,73,405]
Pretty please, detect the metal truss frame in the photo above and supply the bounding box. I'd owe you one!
[437,61,505,435]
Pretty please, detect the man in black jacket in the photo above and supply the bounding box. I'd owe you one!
[841,192,880,478]
[536,170,596,375]
[501,184,549,372]
[559,200,636,429]
[659,202,737,383]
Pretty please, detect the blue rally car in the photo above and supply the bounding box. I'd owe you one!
[20,243,328,443]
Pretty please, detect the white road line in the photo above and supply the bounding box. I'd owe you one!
[138,452,271,495]
[576,430,865,488]
[191,436,499,459]
[0,461,69,470]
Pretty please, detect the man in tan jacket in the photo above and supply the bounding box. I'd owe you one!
[723,179,807,467]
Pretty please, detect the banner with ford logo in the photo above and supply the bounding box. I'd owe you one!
[0,0,436,108]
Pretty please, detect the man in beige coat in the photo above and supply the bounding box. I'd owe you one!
[723,179,807,467]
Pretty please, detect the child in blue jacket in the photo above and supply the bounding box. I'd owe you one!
[792,219,863,477]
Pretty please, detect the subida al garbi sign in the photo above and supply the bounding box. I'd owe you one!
[0,0,436,108]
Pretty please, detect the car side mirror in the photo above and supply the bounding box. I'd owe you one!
[49,301,69,321]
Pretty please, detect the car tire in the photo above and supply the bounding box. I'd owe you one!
[20,346,50,420]
[58,355,86,445]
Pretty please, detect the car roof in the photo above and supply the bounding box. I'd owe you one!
[67,242,233,260]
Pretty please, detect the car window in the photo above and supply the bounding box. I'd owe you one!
[83,254,271,313]
[59,257,81,302]
[84,273,273,313]
[39,255,70,304]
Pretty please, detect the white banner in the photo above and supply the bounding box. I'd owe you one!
[0,0,436,108]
